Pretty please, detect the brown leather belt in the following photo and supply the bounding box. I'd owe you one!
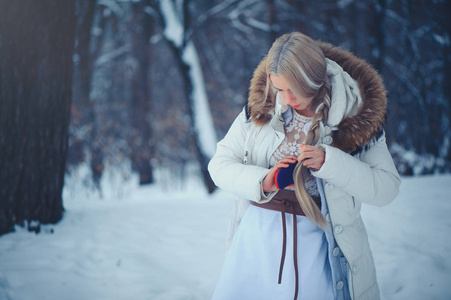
[251,190,321,300]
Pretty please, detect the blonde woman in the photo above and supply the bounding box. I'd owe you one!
[208,32,400,300]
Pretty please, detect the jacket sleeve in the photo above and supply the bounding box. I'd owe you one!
[312,132,401,207]
[208,109,275,203]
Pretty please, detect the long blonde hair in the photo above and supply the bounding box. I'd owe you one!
[265,32,331,229]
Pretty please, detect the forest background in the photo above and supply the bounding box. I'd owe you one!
[0,0,450,234]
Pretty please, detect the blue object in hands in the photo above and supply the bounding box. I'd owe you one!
[275,163,297,190]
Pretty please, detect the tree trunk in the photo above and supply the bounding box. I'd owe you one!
[0,0,76,234]
[156,0,217,193]
[166,41,217,193]
[267,0,278,42]
[67,0,96,167]
[130,0,155,185]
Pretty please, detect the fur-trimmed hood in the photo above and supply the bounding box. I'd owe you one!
[247,41,387,154]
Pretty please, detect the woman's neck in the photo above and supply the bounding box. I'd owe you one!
[295,106,315,117]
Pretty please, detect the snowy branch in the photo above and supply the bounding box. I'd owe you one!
[159,0,185,47]
[184,0,241,43]
[196,0,241,24]
[94,44,131,67]
[227,0,263,34]
[98,0,125,18]
[384,56,427,111]
[245,17,271,32]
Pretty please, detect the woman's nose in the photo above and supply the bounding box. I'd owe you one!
[286,91,297,102]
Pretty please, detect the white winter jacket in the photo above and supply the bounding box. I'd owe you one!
[208,41,401,300]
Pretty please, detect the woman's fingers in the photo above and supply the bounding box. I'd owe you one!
[262,156,298,192]
[298,144,325,170]
[280,155,297,164]
[263,150,321,192]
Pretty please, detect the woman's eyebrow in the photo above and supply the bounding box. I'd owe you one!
[273,86,291,92]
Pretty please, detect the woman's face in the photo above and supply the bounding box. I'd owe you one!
[270,74,315,117]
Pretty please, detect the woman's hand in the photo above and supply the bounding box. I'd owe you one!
[298,144,325,171]
[262,156,297,192]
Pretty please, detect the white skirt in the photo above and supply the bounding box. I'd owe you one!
[212,204,334,300]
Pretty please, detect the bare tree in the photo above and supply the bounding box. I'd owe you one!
[0,0,76,234]
[154,0,218,193]
[129,0,155,185]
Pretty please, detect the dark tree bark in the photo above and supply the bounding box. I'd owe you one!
[129,0,155,185]
[0,0,76,234]
[267,0,278,42]
[441,1,451,165]
[373,0,387,72]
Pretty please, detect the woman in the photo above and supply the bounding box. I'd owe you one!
[208,32,400,300]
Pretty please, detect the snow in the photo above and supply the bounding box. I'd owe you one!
[362,174,451,300]
[390,143,447,175]
[0,174,450,300]
[159,0,184,48]
[433,33,450,46]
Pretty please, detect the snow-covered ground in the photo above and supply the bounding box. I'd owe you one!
[0,174,450,300]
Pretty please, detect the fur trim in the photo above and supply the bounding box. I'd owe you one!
[248,56,276,126]
[247,41,387,153]
[320,42,387,153]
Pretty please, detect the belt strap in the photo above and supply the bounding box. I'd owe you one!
[251,190,321,300]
